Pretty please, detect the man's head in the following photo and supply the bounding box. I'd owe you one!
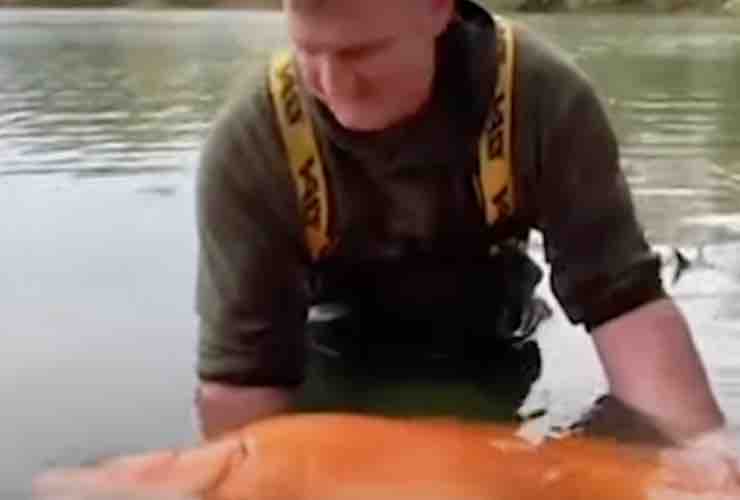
[284,0,455,132]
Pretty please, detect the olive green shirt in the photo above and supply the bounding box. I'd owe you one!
[195,1,665,386]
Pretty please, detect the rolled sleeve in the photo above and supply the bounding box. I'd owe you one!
[194,82,309,386]
[535,79,666,331]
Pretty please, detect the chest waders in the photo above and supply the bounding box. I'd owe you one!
[268,17,542,421]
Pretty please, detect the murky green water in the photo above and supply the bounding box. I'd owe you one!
[1,9,740,497]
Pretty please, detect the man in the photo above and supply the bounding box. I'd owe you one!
[194,0,728,453]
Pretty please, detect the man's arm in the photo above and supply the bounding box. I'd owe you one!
[193,72,309,440]
[194,383,297,440]
[524,38,725,442]
[592,297,725,442]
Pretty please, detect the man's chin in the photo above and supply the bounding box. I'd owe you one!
[331,108,394,133]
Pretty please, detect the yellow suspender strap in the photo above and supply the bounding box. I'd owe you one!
[268,50,333,260]
[478,15,516,226]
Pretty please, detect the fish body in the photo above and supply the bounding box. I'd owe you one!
[34,413,739,500]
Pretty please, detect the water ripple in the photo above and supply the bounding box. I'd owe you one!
[0,165,185,179]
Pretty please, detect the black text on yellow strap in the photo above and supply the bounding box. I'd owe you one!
[298,156,321,229]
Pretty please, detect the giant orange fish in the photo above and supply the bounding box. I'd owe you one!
[34,413,740,500]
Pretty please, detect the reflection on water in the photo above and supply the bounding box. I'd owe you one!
[2,12,740,241]
[1,9,740,498]
[525,15,740,245]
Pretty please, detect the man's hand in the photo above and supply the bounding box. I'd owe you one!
[572,394,740,492]
[194,383,296,440]
[659,427,740,494]
[588,297,740,490]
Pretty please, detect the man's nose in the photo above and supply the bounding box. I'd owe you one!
[317,55,357,99]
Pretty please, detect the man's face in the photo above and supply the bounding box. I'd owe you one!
[286,0,453,132]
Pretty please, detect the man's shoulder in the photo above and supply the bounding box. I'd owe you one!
[512,21,600,108]
[199,53,290,191]
[204,57,280,159]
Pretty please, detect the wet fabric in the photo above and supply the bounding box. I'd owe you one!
[295,321,543,422]
[570,394,677,446]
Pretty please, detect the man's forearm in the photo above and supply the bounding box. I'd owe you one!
[592,297,725,442]
[194,382,297,440]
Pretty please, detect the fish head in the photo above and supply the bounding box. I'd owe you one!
[31,436,249,500]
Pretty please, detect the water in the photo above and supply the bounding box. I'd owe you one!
[1,9,740,497]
